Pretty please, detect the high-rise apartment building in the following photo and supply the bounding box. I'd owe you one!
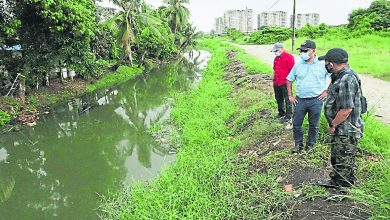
[290,13,320,29]
[223,8,254,33]
[257,11,288,28]
[214,17,225,34]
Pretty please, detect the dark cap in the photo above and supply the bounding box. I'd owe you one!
[318,48,348,63]
[296,40,316,50]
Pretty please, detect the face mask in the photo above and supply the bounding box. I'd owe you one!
[325,62,334,73]
[274,51,281,56]
[300,52,310,61]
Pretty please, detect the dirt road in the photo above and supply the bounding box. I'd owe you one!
[237,44,390,125]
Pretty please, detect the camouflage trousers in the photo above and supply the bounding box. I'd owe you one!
[330,135,358,187]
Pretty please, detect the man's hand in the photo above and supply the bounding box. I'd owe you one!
[288,95,298,106]
[327,125,336,135]
[318,91,328,100]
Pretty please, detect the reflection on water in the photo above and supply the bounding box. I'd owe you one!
[0,51,211,219]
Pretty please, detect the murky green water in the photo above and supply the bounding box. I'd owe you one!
[0,51,210,219]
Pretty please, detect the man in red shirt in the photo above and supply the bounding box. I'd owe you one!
[272,43,295,121]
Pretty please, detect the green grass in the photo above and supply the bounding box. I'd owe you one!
[86,66,143,92]
[235,52,273,75]
[284,35,390,81]
[0,110,11,126]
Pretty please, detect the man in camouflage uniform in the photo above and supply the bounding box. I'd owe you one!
[318,48,364,188]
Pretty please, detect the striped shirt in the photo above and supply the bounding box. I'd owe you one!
[287,56,329,98]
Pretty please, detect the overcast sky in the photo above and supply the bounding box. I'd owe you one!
[144,0,373,32]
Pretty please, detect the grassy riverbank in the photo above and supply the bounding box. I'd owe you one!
[0,65,143,128]
[100,38,390,219]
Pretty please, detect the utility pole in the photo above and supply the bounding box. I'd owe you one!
[292,0,296,51]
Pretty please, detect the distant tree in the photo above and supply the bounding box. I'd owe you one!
[162,0,190,36]
[112,0,165,65]
[249,27,291,44]
[227,28,244,41]
[348,0,390,32]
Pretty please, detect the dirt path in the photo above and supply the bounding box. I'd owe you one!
[237,44,390,125]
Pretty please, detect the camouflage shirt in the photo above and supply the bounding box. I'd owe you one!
[324,66,364,138]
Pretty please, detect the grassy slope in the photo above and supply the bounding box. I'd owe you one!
[100,38,390,219]
[284,35,390,81]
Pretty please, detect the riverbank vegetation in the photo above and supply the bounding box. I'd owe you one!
[0,0,197,127]
[224,0,390,81]
[100,38,390,219]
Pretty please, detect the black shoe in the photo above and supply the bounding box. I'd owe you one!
[305,144,314,153]
[316,179,339,188]
[292,144,303,154]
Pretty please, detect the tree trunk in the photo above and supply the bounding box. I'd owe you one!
[69,69,74,81]
[59,60,64,83]
[19,79,26,99]
[45,72,50,87]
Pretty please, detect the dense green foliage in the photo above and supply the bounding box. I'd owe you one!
[0,110,10,126]
[227,28,245,41]
[0,0,98,96]
[349,0,390,33]
[249,27,292,44]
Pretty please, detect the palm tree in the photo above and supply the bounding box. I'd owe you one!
[112,0,163,65]
[163,0,190,36]
[179,24,200,53]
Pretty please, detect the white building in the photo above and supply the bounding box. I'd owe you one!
[290,13,320,29]
[257,11,288,28]
[214,17,225,34]
[223,8,254,33]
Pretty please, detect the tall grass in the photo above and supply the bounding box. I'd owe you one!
[284,35,390,81]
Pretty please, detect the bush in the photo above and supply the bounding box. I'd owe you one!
[0,110,11,126]
[227,28,245,41]
[249,27,292,44]
[348,0,390,35]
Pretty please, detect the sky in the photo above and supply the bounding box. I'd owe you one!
[143,0,373,32]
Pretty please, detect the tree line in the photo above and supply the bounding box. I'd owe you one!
[0,0,196,97]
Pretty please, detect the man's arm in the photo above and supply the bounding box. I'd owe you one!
[287,80,298,105]
[328,108,352,134]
